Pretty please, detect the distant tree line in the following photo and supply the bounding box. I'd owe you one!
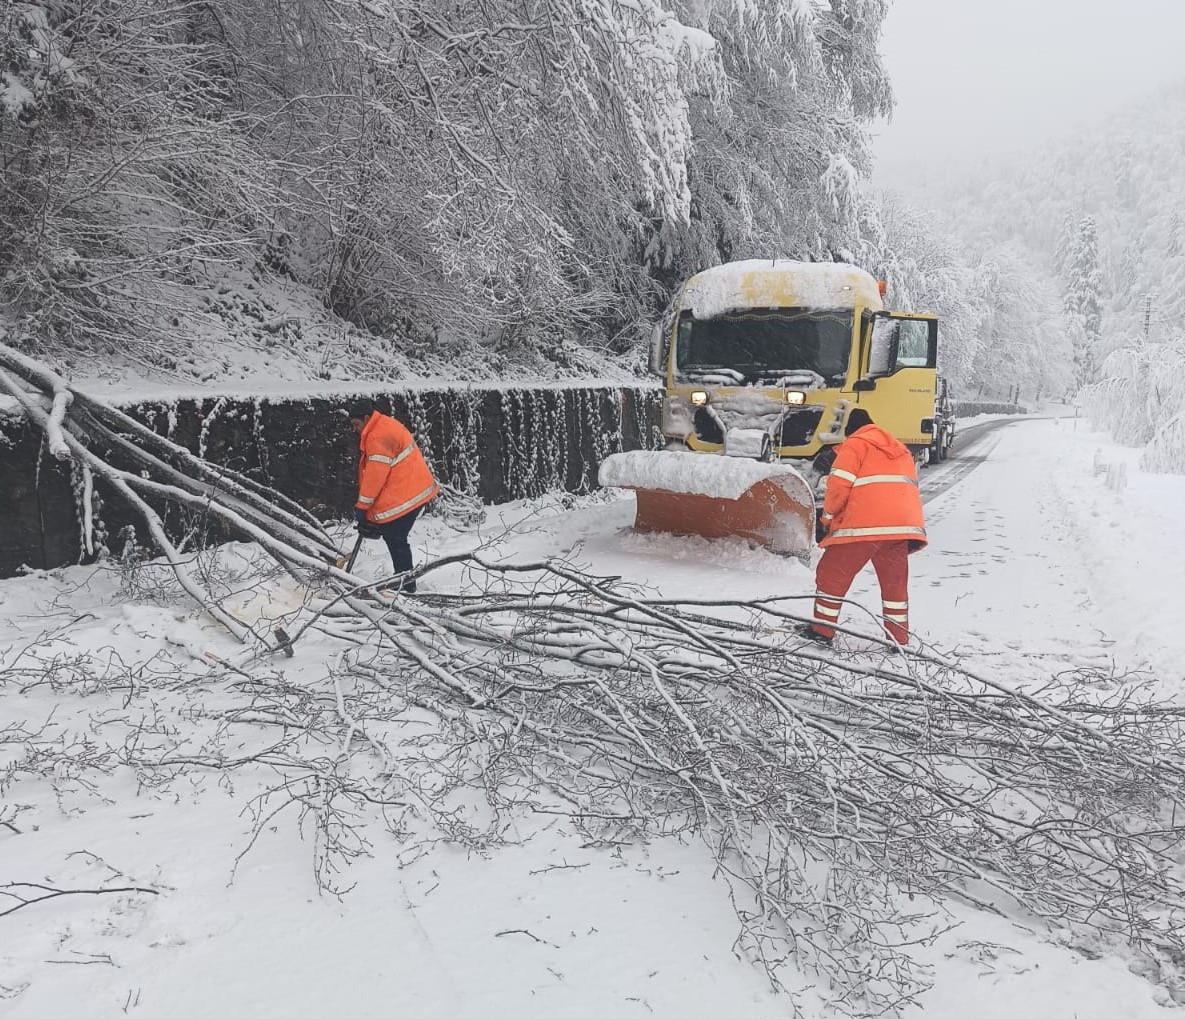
[898,84,1185,469]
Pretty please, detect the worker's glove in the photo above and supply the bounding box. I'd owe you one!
[815,512,830,544]
[354,507,369,529]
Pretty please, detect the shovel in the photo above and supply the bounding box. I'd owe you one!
[336,532,365,573]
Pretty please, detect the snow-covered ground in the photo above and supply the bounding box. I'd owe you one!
[2,414,1184,1017]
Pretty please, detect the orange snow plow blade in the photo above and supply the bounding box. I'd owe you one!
[598,451,816,557]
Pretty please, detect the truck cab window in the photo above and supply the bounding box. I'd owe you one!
[675,308,853,384]
[896,320,932,368]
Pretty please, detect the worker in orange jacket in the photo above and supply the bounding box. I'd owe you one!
[797,408,927,646]
[347,400,439,592]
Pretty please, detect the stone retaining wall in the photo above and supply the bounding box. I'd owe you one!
[0,386,662,577]
[0,387,1027,577]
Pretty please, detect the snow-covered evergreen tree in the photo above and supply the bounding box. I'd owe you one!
[1169,212,1185,259]
[1062,215,1104,391]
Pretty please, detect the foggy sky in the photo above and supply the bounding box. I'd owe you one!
[872,0,1185,183]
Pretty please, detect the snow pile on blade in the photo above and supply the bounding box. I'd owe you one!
[599,449,815,555]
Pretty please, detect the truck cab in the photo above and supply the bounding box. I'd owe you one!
[649,259,940,480]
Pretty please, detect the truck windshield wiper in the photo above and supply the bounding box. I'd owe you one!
[754,369,827,389]
[680,367,747,384]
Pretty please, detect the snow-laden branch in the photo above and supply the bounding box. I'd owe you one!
[0,344,350,641]
[235,551,1185,1012]
[7,348,1185,1012]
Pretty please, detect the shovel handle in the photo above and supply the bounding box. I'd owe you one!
[342,532,365,573]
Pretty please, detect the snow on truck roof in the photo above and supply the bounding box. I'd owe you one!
[681,259,883,319]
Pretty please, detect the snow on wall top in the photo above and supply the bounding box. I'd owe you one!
[681,260,883,319]
[0,379,661,418]
[599,450,812,501]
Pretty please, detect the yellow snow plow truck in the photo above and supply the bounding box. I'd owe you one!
[600,259,939,556]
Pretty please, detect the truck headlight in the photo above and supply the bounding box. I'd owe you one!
[690,390,709,407]
[784,390,806,406]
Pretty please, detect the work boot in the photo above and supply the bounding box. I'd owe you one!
[793,623,833,646]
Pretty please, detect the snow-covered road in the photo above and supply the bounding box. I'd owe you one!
[415,411,1181,691]
[3,412,1184,1018]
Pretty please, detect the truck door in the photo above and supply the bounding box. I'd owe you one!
[858,313,939,448]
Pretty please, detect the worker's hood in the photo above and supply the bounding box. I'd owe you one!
[849,424,909,460]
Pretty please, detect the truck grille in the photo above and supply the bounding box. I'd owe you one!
[778,407,823,447]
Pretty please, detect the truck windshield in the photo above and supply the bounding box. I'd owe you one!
[675,308,853,384]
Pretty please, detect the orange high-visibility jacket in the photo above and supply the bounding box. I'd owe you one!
[819,424,927,549]
[355,411,439,524]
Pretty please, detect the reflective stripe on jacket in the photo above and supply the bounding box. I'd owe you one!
[819,424,927,550]
[356,411,439,524]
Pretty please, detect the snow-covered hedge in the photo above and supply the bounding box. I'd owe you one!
[954,401,1027,417]
[1085,339,1185,475]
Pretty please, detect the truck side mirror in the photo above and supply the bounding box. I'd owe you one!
[648,322,667,377]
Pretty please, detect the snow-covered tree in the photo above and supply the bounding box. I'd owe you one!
[963,250,1069,402]
[866,193,1068,403]
[1062,215,1104,391]
[869,195,981,388]
[1086,335,1185,473]
[1169,212,1184,258]
[0,0,901,374]
[650,0,893,285]
[0,1,279,359]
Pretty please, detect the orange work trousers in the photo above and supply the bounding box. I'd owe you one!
[811,540,911,644]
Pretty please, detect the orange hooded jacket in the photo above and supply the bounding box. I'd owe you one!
[355,411,439,524]
[819,424,927,550]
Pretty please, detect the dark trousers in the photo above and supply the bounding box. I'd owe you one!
[379,505,424,588]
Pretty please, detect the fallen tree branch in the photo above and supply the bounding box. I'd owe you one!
[275,554,1185,1011]
[0,344,355,642]
[7,345,1185,1012]
[0,882,160,919]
